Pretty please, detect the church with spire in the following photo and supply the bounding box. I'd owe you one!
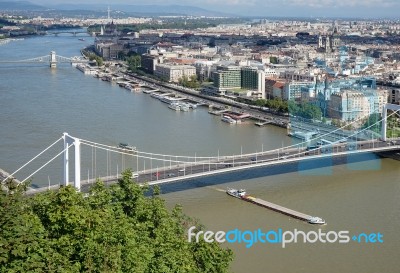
[317,22,341,53]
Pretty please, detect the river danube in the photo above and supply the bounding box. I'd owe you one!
[0,33,399,273]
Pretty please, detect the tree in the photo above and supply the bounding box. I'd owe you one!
[87,53,103,67]
[270,56,278,64]
[0,170,233,272]
[179,75,200,89]
[127,55,141,71]
[286,101,322,120]
[362,113,381,133]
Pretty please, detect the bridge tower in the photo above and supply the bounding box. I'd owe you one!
[62,133,81,191]
[381,104,400,141]
[50,51,57,68]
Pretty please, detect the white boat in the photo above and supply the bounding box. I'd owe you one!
[150,92,162,99]
[189,103,197,109]
[226,188,246,199]
[118,143,136,152]
[179,103,190,112]
[221,115,236,124]
[168,103,181,111]
[308,216,326,225]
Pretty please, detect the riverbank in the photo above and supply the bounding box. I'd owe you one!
[0,168,20,183]
[80,64,289,128]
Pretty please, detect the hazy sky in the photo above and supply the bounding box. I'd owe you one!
[33,0,400,18]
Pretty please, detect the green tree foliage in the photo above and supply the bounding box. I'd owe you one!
[89,54,103,66]
[362,113,382,133]
[254,98,288,113]
[0,170,233,273]
[178,75,200,89]
[126,55,141,71]
[82,51,103,66]
[287,101,322,120]
[269,56,278,64]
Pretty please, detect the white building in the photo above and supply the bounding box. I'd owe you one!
[154,64,196,83]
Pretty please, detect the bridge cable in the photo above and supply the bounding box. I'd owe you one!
[1,137,63,183]
[20,143,74,184]
[77,110,399,172]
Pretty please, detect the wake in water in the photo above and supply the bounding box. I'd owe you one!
[206,186,226,192]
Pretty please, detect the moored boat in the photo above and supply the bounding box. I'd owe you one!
[226,188,246,199]
[221,115,236,124]
[168,102,181,111]
[179,103,190,112]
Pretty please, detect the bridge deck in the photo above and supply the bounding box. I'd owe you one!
[24,140,400,195]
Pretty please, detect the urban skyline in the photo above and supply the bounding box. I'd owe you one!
[30,0,400,18]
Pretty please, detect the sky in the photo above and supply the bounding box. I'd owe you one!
[33,0,400,18]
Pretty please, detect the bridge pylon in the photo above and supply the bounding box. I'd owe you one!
[62,133,81,191]
[50,51,57,68]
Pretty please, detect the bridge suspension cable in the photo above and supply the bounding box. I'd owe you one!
[266,109,400,162]
[79,138,219,160]
[5,108,398,188]
[1,137,63,183]
[267,108,390,155]
[79,109,399,166]
[20,143,75,184]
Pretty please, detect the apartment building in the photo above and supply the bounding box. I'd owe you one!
[154,64,196,83]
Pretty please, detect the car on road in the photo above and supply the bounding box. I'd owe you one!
[166,173,175,177]
[250,157,256,161]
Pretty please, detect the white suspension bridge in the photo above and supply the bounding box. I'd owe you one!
[2,104,400,195]
[0,51,89,68]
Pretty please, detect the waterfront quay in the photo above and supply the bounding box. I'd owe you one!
[127,72,289,127]
[86,66,289,128]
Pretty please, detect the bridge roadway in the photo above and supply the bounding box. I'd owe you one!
[26,139,400,195]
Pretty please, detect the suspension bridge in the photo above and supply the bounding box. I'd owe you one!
[2,104,400,195]
[0,51,89,68]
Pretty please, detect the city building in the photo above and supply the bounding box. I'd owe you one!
[94,41,123,59]
[211,65,266,98]
[194,61,215,82]
[317,26,341,53]
[388,88,400,105]
[241,66,266,99]
[141,53,164,74]
[213,65,241,90]
[283,81,311,100]
[154,64,196,83]
[328,89,387,123]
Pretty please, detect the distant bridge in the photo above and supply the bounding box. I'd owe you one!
[46,30,90,36]
[0,51,89,68]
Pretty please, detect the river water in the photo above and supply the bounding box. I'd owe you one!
[0,33,399,273]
